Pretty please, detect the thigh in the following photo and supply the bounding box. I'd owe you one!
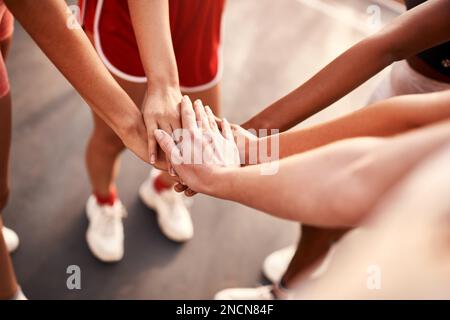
[0,36,11,61]
[0,93,11,206]
[182,82,221,115]
[90,74,146,147]
[85,31,147,142]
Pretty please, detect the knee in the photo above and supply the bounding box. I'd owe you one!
[0,187,9,212]
[88,129,125,156]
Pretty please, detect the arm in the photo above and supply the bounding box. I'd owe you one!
[156,96,450,227]
[5,0,151,164]
[254,90,450,161]
[242,0,450,131]
[206,119,450,227]
[128,0,182,164]
[294,142,450,299]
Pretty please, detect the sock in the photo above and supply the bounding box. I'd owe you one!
[9,287,27,300]
[273,281,291,300]
[279,276,289,290]
[153,174,171,193]
[94,186,117,206]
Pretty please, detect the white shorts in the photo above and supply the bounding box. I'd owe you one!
[367,60,450,105]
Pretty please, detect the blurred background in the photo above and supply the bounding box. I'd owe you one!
[5,0,403,299]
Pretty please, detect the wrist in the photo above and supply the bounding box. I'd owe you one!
[245,137,262,166]
[114,108,145,142]
[242,117,273,133]
[201,168,236,198]
[146,76,180,94]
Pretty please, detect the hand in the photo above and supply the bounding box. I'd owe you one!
[154,96,240,194]
[118,116,169,170]
[231,123,258,165]
[142,87,182,169]
[212,118,259,166]
[176,115,258,196]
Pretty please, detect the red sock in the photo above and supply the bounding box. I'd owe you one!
[94,187,117,206]
[153,174,171,193]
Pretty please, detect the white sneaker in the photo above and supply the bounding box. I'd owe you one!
[139,171,193,242]
[12,287,27,300]
[263,245,296,284]
[263,244,338,284]
[2,226,19,254]
[86,196,127,262]
[215,285,276,300]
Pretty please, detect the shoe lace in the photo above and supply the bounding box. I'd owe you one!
[160,190,187,220]
[98,204,127,236]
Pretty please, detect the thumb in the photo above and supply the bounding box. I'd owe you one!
[154,129,183,165]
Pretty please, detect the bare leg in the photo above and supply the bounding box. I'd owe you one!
[0,217,17,299]
[281,225,348,288]
[85,76,146,196]
[0,35,18,299]
[85,33,147,197]
[0,79,17,299]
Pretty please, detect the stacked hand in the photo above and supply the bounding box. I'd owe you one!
[142,87,183,175]
[154,96,241,194]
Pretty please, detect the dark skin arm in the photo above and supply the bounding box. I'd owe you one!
[242,0,450,132]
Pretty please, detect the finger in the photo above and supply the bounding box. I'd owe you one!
[205,105,220,133]
[147,126,158,165]
[170,100,182,135]
[170,117,182,142]
[167,162,177,177]
[161,124,174,174]
[194,99,210,131]
[181,95,197,132]
[186,188,197,196]
[159,123,175,177]
[174,183,188,193]
[154,129,182,165]
[221,118,233,141]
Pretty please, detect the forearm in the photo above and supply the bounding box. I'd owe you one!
[243,0,450,131]
[128,0,179,91]
[5,0,144,143]
[205,140,377,226]
[256,91,450,161]
[243,36,392,131]
[207,119,450,227]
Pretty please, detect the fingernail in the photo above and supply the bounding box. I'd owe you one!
[150,154,156,164]
[183,95,189,102]
[154,129,162,138]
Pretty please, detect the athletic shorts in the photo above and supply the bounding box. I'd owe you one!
[0,1,13,98]
[367,60,450,105]
[80,0,225,92]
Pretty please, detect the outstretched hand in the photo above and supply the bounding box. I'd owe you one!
[154,96,240,195]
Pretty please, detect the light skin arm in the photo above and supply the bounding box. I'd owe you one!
[156,95,450,227]
[4,0,154,164]
[203,119,450,227]
[294,142,450,299]
[250,90,450,162]
[128,0,182,165]
[242,0,450,131]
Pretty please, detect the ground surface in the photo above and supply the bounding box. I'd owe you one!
[5,0,399,299]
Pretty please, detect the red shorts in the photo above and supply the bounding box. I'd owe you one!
[80,0,225,92]
[0,1,13,98]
